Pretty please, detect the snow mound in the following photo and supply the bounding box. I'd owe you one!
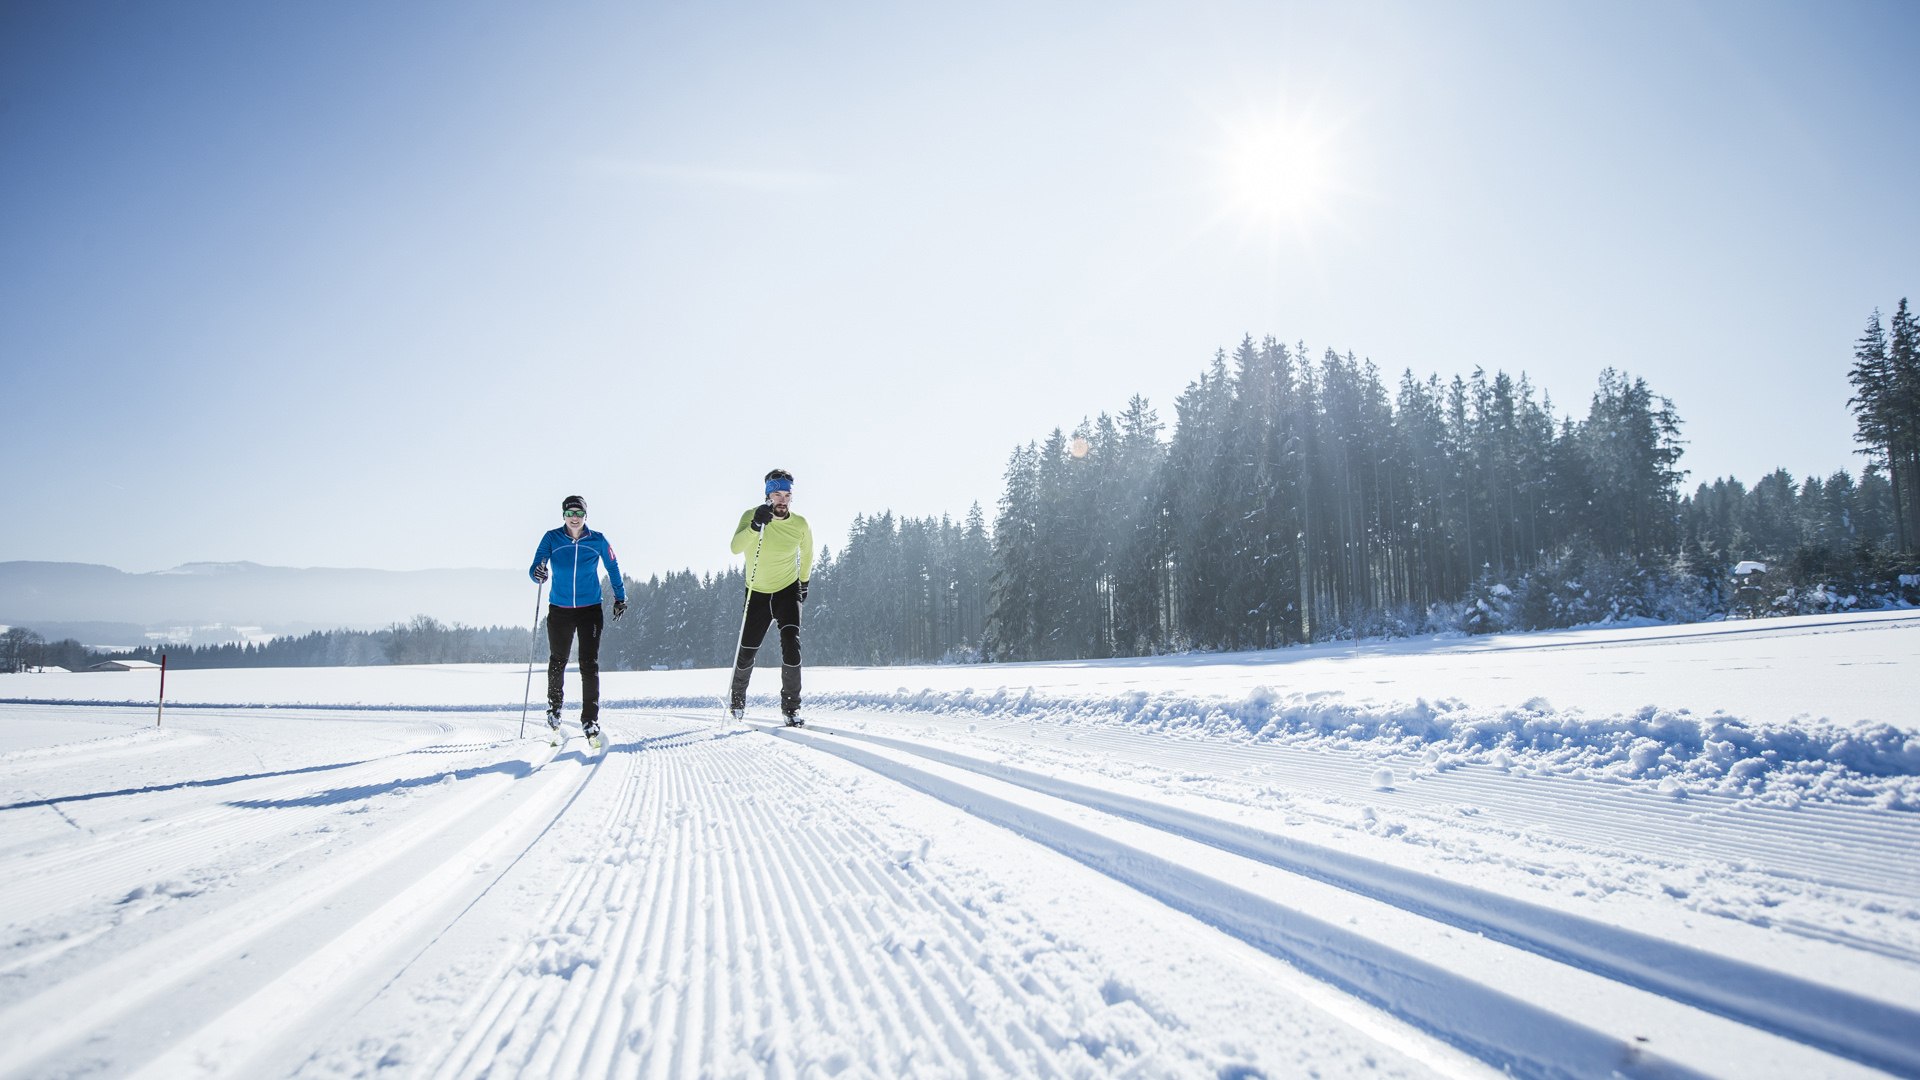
[691,687,1920,811]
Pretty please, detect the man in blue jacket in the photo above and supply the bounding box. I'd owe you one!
[530,495,626,744]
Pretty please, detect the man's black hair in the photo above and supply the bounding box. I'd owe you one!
[765,468,794,483]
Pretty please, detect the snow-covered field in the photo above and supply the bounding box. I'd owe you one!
[2,612,1917,1078]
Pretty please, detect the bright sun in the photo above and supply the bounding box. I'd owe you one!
[1214,111,1342,232]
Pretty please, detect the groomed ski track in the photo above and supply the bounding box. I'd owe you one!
[757,714,1920,1078]
[1,700,1915,1078]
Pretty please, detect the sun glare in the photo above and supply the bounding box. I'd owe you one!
[1214,112,1343,233]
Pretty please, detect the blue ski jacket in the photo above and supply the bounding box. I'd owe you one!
[530,527,627,608]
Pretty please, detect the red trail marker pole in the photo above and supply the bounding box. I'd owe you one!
[156,654,167,728]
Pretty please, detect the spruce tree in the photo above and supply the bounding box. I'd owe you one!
[1847,307,1911,552]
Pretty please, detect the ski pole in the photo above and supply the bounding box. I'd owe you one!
[519,580,545,739]
[727,505,771,725]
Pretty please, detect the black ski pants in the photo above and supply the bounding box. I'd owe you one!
[729,582,801,715]
[547,602,605,723]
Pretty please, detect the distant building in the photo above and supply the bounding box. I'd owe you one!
[85,659,162,672]
[1732,561,1768,618]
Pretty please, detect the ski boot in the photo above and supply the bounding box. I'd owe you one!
[782,710,804,728]
[545,705,563,745]
[582,719,603,750]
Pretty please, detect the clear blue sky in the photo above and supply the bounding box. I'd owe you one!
[3,0,1915,578]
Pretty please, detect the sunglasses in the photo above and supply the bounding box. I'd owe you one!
[563,509,585,518]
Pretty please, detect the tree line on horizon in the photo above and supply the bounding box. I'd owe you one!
[0,618,533,673]
[7,309,1914,675]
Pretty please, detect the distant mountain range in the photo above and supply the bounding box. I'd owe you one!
[0,561,537,647]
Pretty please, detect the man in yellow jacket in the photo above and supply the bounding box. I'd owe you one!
[729,468,814,724]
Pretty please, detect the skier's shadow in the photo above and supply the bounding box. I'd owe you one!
[3,727,757,814]
[229,757,538,809]
[2,737,566,813]
[1,756,393,813]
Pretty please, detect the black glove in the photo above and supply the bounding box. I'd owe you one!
[750,503,775,531]
[532,564,549,584]
[798,580,809,604]
[612,598,627,620]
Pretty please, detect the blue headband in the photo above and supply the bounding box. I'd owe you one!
[765,478,793,495]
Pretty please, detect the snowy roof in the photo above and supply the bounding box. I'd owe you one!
[85,659,162,671]
[1732,561,1768,576]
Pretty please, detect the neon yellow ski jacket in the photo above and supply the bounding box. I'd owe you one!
[731,508,814,593]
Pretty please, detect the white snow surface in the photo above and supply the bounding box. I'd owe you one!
[2,611,1918,1078]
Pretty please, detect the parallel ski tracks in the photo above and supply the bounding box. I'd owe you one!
[0,737,594,1079]
[6,704,1910,1078]
[760,716,1920,1080]
[945,720,1920,894]
[435,722,1173,1078]
[1,737,538,929]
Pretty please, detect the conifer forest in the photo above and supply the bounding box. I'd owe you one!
[610,305,1919,670]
